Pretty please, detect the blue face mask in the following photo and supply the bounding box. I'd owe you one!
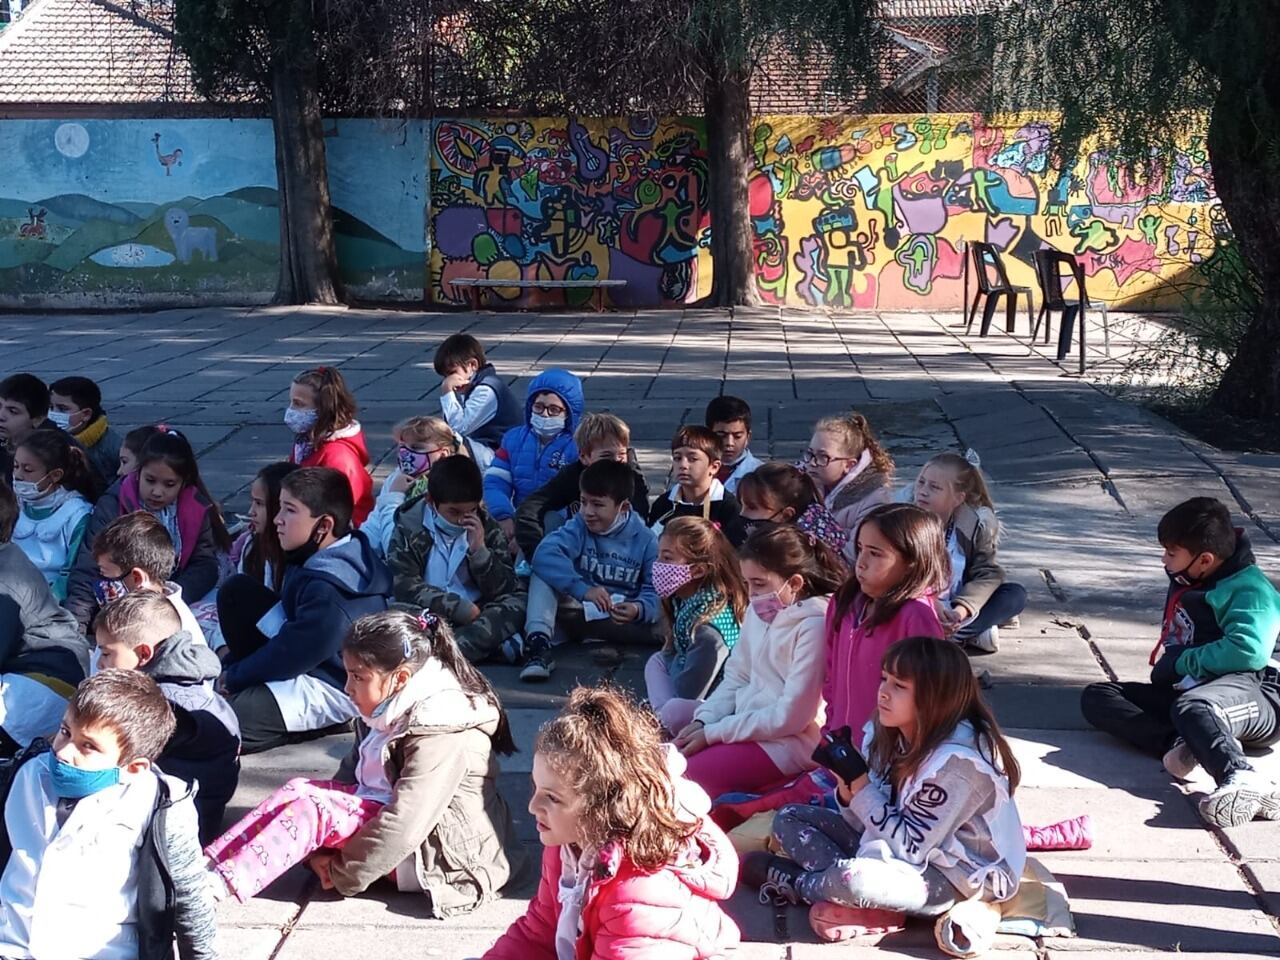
[46,752,122,799]
[431,509,467,540]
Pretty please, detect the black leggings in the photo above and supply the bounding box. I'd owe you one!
[217,574,279,665]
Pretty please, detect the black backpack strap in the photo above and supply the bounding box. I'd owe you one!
[137,776,178,960]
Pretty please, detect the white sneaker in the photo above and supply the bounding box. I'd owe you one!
[1162,740,1199,781]
[967,624,998,653]
[1198,769,1280,827]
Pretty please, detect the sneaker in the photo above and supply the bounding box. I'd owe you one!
[1162,739,1199,781]
[499,634,524,665]
[1000,615,1021,630]
[966,624,998,654]
[741,852,804,906]
[808,902,906,942]
[1198,768,1280,827]
[519,653,554,682]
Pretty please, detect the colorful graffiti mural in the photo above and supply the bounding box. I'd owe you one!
[428,117,711,308]
[0,119,425,305]
[749,114,1219,309]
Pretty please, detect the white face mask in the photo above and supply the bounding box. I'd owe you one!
[284,407,318,435]
[530,413,565,439]
[11,475,49,502]
[47,410,72,430]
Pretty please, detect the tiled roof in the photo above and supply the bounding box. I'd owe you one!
[880,0,993,17]
[0,0,205,104]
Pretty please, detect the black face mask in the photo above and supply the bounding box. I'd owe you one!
[1168,559,1199,587]
[283,520,328,567]
[740,517,781,539]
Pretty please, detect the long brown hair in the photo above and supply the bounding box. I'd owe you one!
[868,636,1020,795]
[137,428,233,552]
[293,366,358,446]
[739,523,844,598]
[658,516,747,653]
[736,461,820,520]
[243,461,298,592]
[536,686,699,870]
[814,412,895,477]
[18,429,99,501]
[833,502,949,628]
[923,452,995,511]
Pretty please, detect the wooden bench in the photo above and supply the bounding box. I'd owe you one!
[449,277,627,312]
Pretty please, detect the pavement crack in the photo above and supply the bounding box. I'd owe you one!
[264,875,317,960]
[1178,440,1280,545]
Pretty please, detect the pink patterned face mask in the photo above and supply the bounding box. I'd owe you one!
[652,561,696,598]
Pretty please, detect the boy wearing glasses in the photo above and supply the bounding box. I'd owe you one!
[483,369,585,546]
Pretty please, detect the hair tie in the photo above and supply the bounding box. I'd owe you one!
[317,365,329,375]
[416,611,438,633]
[964,447,982,468]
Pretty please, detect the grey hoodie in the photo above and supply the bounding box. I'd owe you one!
[0,541,89,689]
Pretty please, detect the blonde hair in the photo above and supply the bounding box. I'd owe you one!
[814,412,894,477]
[574,412,630,453]
[658,517,747,653]
[536,686,700,870]
[394,415,462,454]
[923,452,995,511]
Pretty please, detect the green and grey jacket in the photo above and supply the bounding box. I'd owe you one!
[386,493,524,620]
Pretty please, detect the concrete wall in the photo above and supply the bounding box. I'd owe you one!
[1,113,1218,310]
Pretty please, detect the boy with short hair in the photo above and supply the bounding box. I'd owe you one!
[387,455,527,663]
[648,425,742,537]
[0,669,218,959]
[433,333,522,470]
[216,467,391,754]
[96,592,240,843]
[84,510,209,646]
[0,484,89,759]
[0,373,60,480]
[519,459,659,682]
[1081,497,1280,827]
[513,412,650,561]
[49,375,124,489]
[706,395,763,495]
[484,368,585,544]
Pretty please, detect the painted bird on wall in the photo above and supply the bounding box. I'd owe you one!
[152,132,183,175]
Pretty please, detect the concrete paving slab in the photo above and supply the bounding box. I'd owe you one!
[1004,729,1174,792]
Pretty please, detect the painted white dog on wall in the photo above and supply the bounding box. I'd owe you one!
[164,207,218,263]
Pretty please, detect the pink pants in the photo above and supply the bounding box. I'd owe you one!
[684,742,786,801]
[205,778,383,902]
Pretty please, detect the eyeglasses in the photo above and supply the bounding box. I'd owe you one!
[801,449,855,468]
[531,403,567,417]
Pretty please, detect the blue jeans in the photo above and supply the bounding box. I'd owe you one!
[954,582,1027,643]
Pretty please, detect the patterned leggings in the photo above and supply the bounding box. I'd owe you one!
[773,804,959,916]
[205,778,383,902]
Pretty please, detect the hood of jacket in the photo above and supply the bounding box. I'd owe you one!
[367,655,502,736]
[524,368,585,436]
[765,593,830,633]
[144,629,221,685]
[578,503,654,556]
[321,421,371,466]
[301,529,393,597]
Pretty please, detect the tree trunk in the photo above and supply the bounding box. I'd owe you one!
[703,68,762,308]
[1206,84,1280,419]
[269,17,341,306]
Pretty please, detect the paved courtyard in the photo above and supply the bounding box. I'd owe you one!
[3,304,1278,959]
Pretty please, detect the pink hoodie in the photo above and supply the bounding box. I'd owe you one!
[484,821,741,960]
[823,594,945,734]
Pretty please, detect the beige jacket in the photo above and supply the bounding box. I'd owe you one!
[329,662,523,916]
[949,503,1005,614]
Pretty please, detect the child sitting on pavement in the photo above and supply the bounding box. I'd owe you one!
[94,591,240,843]
[513,412,650,566]
[363,415,467,557]
[519,459,660,682]
[1082,497,1280,827]
[216,467,391,754]
[0,669,218,960]
[484,369,585,549]
[48,375,124,489]
[648,425,743,541]
[0,373,66,481]
[434,333,523,472]
[706,395,764,495]
[737,461,852,561]
[0,484,89,760]
[387,455,526,664]
[285,366,374,526]
[803,412,894,559]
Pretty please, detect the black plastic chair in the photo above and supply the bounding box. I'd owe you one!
[964,242,1035,338]
[1032,249,1110,375]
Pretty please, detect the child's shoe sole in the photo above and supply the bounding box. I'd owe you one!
[1199,784,1266,827]
[808,902,906,942]
[519,658,555,682]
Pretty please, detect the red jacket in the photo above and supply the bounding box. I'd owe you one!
[292,425,374,526]
[484,824,741,960]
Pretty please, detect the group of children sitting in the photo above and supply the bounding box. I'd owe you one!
[0,332,1275,960]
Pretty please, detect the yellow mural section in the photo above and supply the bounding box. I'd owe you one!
[750,113,1218,310]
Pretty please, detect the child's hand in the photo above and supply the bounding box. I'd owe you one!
[584,586,613,612]
[836,773,870,807]
[441,371,468,395]
[498,518,517,555]
[461,513,486,553]
[308,851,336,890]
[389,471,414,494]
[610,601,640,623]
[673,719,707,756]
[456,600,481,625]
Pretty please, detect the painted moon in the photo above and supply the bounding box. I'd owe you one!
[54,123,89,158]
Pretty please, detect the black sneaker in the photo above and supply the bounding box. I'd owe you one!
[741,851,805,906]
[519,652,554,682]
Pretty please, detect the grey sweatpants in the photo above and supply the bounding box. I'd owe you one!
[773,804,960,916]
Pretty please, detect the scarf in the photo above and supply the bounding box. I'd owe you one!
[672,586,739,660]
[151,503,183,560]
[555,843,597,960]
[20,485,77,517]
[76,414,109,450]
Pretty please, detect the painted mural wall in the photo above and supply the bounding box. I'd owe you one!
[428,116,711,309]
[0,118,425,306]
[749,114,1219,311]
